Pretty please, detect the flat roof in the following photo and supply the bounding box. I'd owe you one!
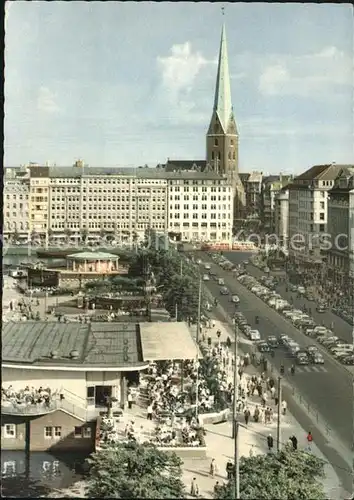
[2,322,144,369]
[139,322,201,361]
[67,251,120,261]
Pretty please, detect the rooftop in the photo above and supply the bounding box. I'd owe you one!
[2,321,144,369]
[66,251,120,261]
[29,165,229,181]
[2,321,199,368]
[164,159,207,173]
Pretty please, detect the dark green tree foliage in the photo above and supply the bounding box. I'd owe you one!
[87,442,186,499]
[128,249,210,321]
[214,450,326,500]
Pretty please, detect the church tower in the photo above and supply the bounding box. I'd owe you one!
[206,24,239,176]
[206,23,245,223]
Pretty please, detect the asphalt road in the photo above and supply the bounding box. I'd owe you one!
[195,252,352,465]
[222,252,353,344]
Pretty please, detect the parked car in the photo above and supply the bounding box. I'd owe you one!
[296,352,310,365]
[267,336,278,348]
[220,287,229,295]
[218,278,225,286]
[311,353,324,364]
[203,274,210,281]
[249,329,261,341]
[258,341,270,352]
[231,295,240,304]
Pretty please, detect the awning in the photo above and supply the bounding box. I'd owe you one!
[139,322,202,362]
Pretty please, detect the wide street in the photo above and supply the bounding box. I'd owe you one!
[195,251,352,469]
[223,251,353,344]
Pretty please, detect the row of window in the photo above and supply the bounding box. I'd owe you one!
[3,423,92,439]
[172,213,229,219]
[170,204,230,210]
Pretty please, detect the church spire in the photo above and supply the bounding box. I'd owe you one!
[213,23,233,133]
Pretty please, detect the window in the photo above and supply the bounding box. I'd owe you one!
[74,427,82,438]
[83,427,92,438]
[319,212,325,220]
[54,426,62,438]
[44,426,53,439]
[87,386,95,398]
[214,138,218,147]
[4,424,16,438]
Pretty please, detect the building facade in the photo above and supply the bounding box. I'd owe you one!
[326,168,354,284]
[4,164,233,245]
[3,178,30,239]
[288,164,346,265]
[261,175,292,232]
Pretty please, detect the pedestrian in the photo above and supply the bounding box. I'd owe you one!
[226,460,233,480]
[244,408,251,425]
[281,400,287,416]
[306,431,313,451]
[190,477,199,497]
[267,434,274,452]
[147,403,153,420]
[127,392,133,410]
[214,481,221,495]
[290,435,298,451]
[209,458,217,477]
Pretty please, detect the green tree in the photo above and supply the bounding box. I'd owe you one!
[214,450,326,500]
[87,442,186,499]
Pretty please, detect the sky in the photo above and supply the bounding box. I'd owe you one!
[4,1,354,174]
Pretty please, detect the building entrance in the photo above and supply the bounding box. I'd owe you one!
[94,386,112,407]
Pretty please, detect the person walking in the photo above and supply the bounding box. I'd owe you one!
[190,477,199,497]
[306,431,313,451]
[127,392,133,410]
[267,434,274,452]
[244,407,251,425]
[147,403,153,421]
[281,399,287,416]
[209,458,217,477]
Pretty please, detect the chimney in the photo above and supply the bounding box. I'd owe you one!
[69,350,79,359]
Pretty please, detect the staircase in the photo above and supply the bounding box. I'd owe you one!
[57,388,91,421]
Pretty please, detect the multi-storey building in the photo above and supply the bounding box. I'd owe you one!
[3,177,30,240]
[26,162,233,244]
[274,187,290,250]
[349,189,354,280]
[244,171,263,219]
[167,170,233,243]
[287,164,345,265]
[327,167,354,285]
[261,174,292,232]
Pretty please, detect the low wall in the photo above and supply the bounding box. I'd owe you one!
[157,446,207,459]
[199,409,230,426]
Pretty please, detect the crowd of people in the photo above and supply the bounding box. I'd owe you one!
[2,385,59,409]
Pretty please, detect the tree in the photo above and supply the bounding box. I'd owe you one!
[80,227,88,243]
[87,442,186,499]
[214,450,326,500]
[64,227,71,243]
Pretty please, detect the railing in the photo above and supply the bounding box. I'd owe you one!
[2,393,89,421]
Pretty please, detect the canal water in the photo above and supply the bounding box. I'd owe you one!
[1,451,89,497]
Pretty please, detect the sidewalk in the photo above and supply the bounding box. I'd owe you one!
[181,321,345,499]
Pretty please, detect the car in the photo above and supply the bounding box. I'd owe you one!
[316,306,326,313]
[231,295,240,304]
[220,287,229,295]
[278,334,290,345]
[306,345,319,356]
[312,353,324,364]
[249,329,261,341]
[267,336,278,348]
[258,341,270,352]
[341,355,354,365]
[244,260,249,265]
[204,263,211,270]
[296,352,310,365]
[203,274,210,281]
[218,278,225,286]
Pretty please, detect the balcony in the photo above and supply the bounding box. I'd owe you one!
[2,396,92,421]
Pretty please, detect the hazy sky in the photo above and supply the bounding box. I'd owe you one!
[4,1,353,173]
